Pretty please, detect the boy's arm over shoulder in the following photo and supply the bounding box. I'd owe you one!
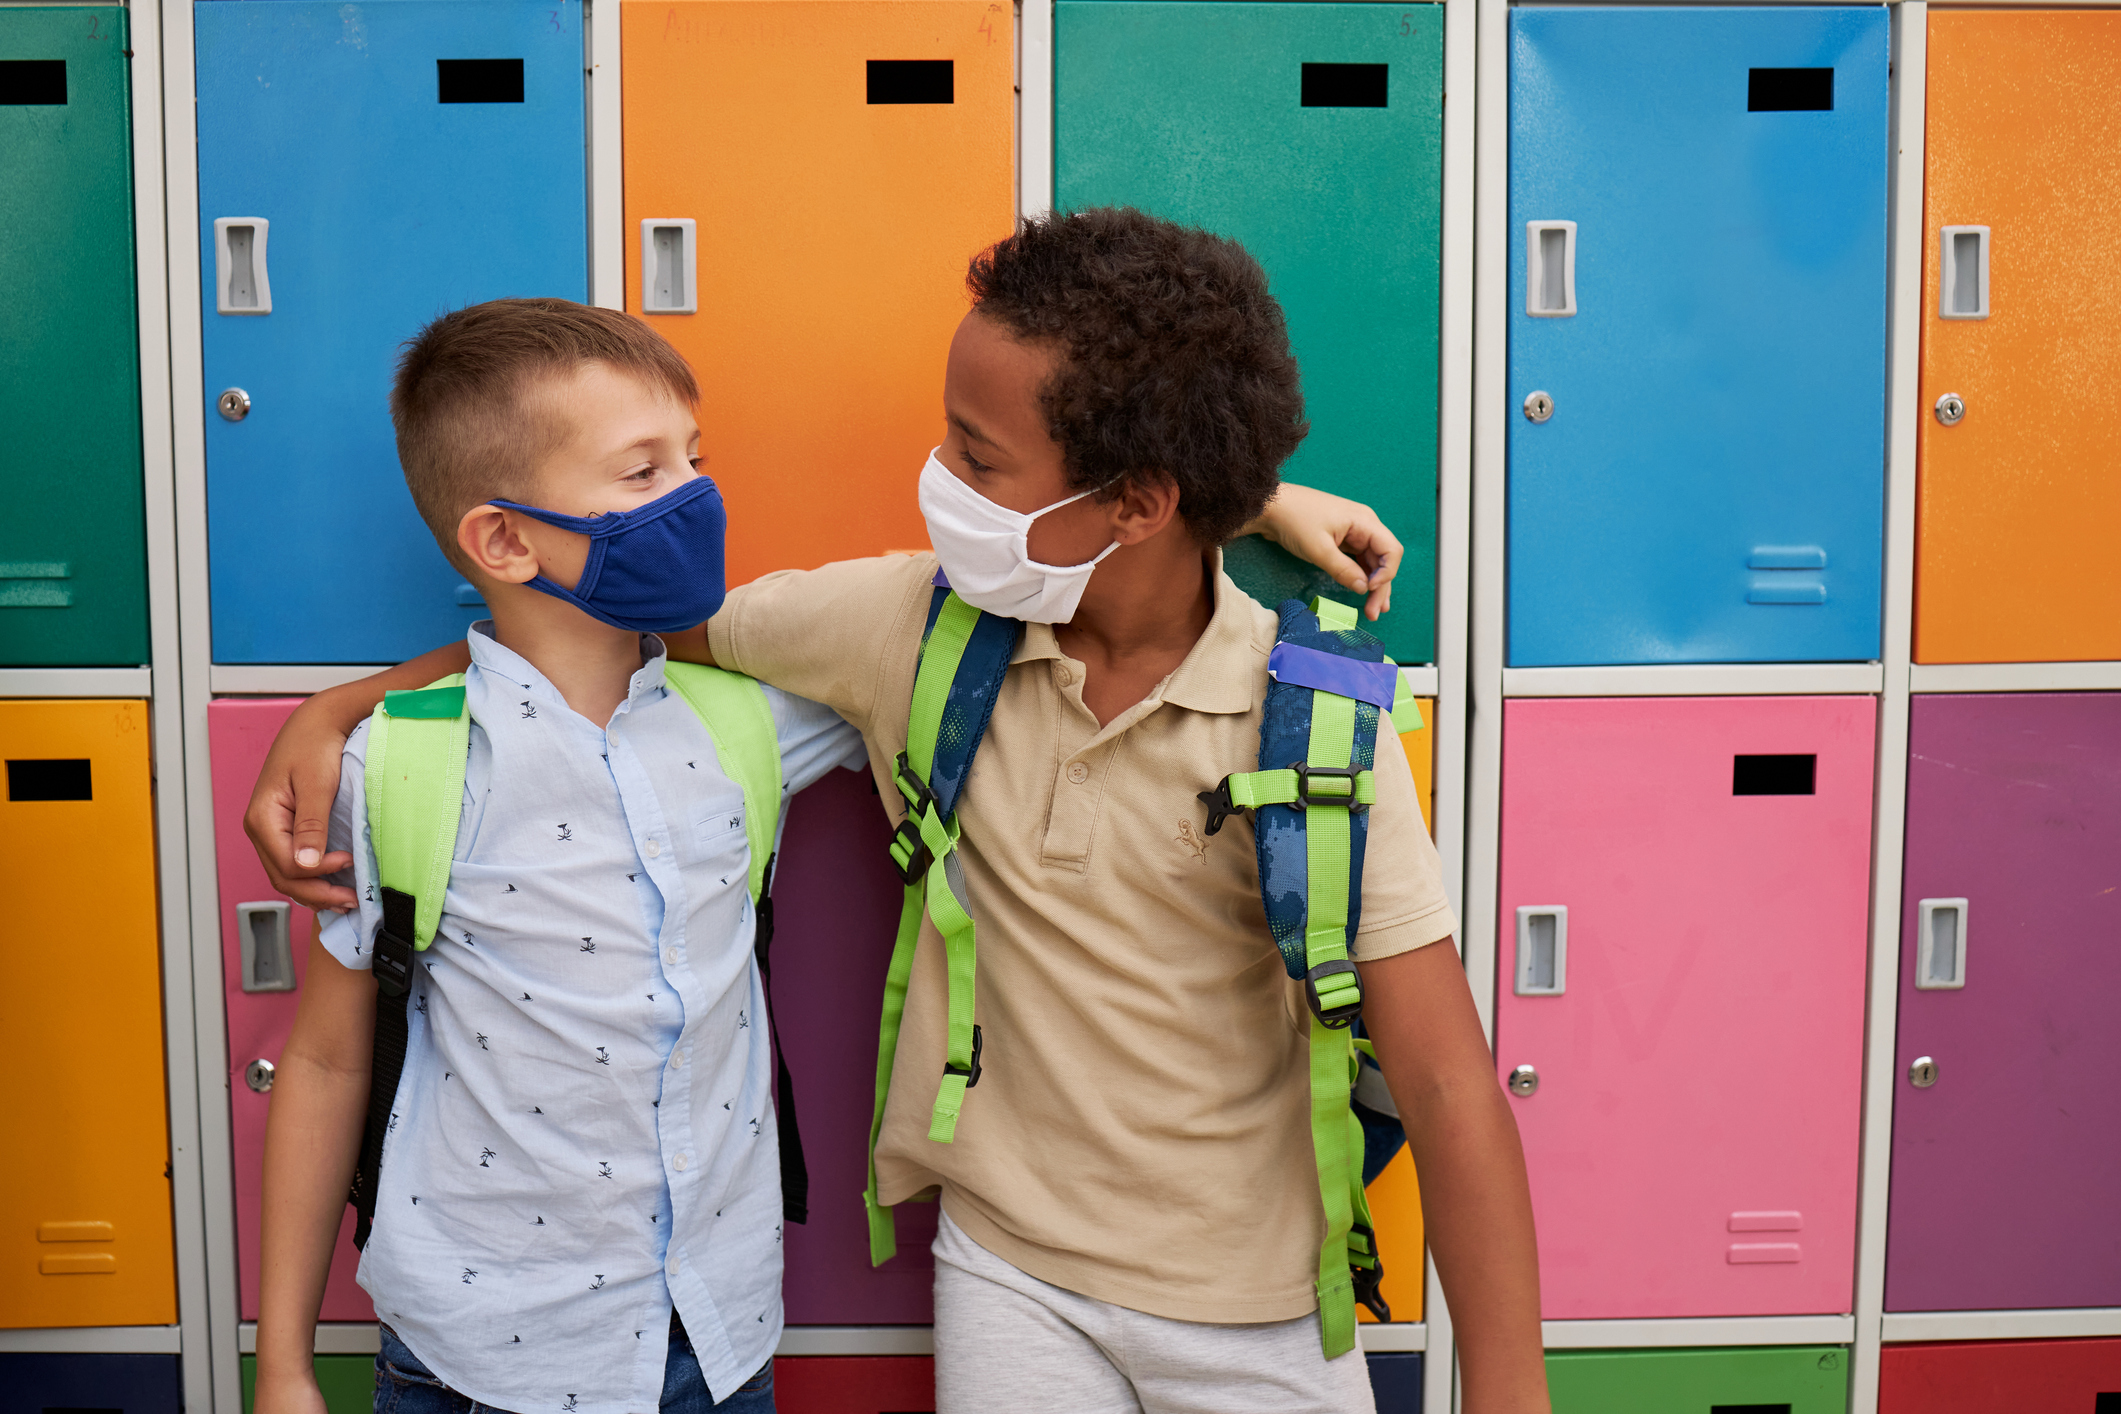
[1352,723,1459,962]
[706,553,939,734]
[314,721,384,971]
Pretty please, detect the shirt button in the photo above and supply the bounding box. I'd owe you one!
[667,1256,680,1277]
[664,946,680,966]
[670,1049,686,1070]
[645,839,662,858]
[1067,763,1090,785]
[1054,664,1074,686]
[673,1152,689,1172]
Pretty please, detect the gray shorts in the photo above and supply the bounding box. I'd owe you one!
[932,1212,1379,1414]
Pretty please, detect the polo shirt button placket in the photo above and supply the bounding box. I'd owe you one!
[1067,762,1089,785]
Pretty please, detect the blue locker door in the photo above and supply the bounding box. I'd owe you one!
[197,0,587,664]
[1506,8,1887,667]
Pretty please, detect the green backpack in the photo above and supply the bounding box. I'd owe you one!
[345,663,806,1249]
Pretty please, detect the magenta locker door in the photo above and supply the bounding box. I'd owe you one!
[211,698,374,1322]
[1495,697,1875,1318]
[771,767,938,1323]
[1886,693,2121,1311]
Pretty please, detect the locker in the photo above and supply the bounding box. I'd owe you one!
[1056,4,1445,666]
[772,767,938,1322]
[210,699,373,1321]
[1403,697,1435,835]
[772,1355,933,1413]
[242,1354,375,1414]
[0,7,150,666]
[621,0,1014,589]
[1879,1338,2121,1414]
[1367,1351,1423,1411]
[1912,14,2121,664]
[0,1353,183,1414]
[1496,697,1873,1318]
[1885,694,2121,1312]
[196,0,587,664]
[1545,1345,1848,1414]
[1507,9,1888,666]
[0,700,174,1326]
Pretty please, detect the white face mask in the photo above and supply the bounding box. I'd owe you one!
[917,448,1120,624]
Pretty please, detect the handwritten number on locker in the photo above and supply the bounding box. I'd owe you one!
[1400,12,1415,36]
[87,13,105,40]
[979,5,1000,45]
[550,9,561,32]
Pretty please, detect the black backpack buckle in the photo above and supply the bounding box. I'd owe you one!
[1305,959,1363,1029]
[1289,761,1367,813]
[373,886,418,999]
[1196,777,1243,836]
[943,1023,983,1088]
[1350,1222,1391,1322]
[889,753,942,884]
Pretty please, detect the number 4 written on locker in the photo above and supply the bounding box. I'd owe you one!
[979,4,1000,44]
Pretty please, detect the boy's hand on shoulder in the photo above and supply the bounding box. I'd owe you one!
[1244,483,1402,621]
[251,1363,330,1414]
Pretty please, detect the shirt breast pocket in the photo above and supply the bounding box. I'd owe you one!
[692,805,748,867]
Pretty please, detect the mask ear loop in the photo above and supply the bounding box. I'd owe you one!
[1018,476,1132,572]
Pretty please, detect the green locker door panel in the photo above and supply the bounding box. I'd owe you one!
[242,1354,376,1414]
[1547,1346,1850,1414]
[1055,2,1444,663]
[0,7,148,666]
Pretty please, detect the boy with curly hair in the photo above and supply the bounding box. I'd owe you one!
[250,208,1547,1412]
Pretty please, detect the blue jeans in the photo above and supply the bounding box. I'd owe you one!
[376,1318,774,1413]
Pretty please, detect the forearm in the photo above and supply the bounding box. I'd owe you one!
[301,641,473,737]
[255,1044,369,1375]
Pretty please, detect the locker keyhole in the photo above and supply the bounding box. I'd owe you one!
[652,227,685,311]
[0,58,68,105]
[6,757,92,801]
[225,225,259,309]
[1539,228,1568,312]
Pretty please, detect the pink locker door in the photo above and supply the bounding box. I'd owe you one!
[211,698,373,1322]
[1495,696,1874,1318]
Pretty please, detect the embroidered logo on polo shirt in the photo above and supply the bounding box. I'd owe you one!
[1176,818,1210,864]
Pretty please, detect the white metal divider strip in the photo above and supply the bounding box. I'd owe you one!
[1911,660,2121,693]
[158,0,246,1404]
[1850,7,1926,1413]
[588,0,625,310]
[1881,1308,2121,1344]
[1016,0,1053,223]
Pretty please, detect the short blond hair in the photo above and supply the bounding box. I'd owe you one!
[390,298,700,571]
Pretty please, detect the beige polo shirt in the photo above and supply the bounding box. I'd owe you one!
[709,550,1457,1323]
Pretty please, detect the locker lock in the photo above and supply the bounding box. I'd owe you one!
[1523,391,1554,424]
[245,1058,276,1094]
[1908,1056,1938,1089]
[218,387,252,423]
[1507,1064,1540,1097]
[1933,393,1966,427]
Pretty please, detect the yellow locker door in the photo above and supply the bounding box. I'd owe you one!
[1914,12,2121,663]
[0,700,174,1326]
[1360,696,1436,1325]
[622,0,1016,588]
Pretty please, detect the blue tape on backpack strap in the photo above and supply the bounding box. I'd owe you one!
[1268,642,1398,710]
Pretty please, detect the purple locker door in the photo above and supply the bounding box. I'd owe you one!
[1496,697,1875,1318]
[1886,692,2121,1311]
[771,766,937,1323]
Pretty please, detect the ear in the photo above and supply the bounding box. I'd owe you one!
[456,504,541,585]
[1104,472,1185,547]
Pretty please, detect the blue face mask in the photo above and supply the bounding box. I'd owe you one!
[488,475,728,634]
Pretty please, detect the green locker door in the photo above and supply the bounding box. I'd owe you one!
[0,8,148,666]
[1546,1346,1849,1414]
[242,1355,375,1414]
[1055,3,1444,663]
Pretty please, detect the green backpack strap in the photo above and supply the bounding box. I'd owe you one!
[665,661,783,898]
[351,674,469,1250]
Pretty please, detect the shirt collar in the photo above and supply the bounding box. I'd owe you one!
[1008,550,1263,716]
[466,621,670,716]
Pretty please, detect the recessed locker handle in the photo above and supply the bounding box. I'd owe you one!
[1940,226,1989,320]
[238,900,296,993]
[1915,897,1967,990]
[640,219,697,315]
[214,217,272,315]
[1514,905,1567,996]
[1525,221,1576,318]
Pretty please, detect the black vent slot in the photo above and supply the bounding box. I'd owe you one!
[0,59,67,105]
[1749,67,1832,112]
[8,758,92,801]
[438,58,524,103]
[1733,754,1815,796]
[1301,62,1387,108]
[1712,1407,1793,1414]
[2094,1394,2119,1414]
[867,59,953,104]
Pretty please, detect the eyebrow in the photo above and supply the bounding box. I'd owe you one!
[949,411,1001,449]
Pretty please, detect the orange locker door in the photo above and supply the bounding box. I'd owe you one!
[1914,13,2121,663]
[622,0,1016,586]
[0,701,174,1326]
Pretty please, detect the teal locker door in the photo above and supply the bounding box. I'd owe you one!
[1055,3,1444,664]
[0,8,148,666]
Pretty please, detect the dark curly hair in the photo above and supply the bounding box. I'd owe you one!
[965,207,1307,546]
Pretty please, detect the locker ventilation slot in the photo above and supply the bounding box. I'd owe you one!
[437,59,524,103]
[1301,63,1387,108]
[2094,1395,2119,1414]
[7,758,92,801]
[0,59,66,105]
[867,59,953,104]
[1732,754,1814,796]
[1748,67,1832,112]
[0,560,71,607]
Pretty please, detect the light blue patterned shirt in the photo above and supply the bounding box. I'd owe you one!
[319,624,863,1413]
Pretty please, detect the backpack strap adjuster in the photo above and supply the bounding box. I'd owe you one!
[372,886,418,1000]
[943,1023,984,1089]
[1288,761,1369,812]
[888,751,942,884]
[1348,1221,1391,1322]
[1305,959,1364,1029]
